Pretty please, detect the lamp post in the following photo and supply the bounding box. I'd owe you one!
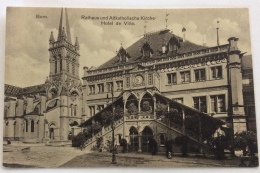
[107,86,117,164]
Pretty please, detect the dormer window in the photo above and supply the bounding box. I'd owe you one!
[167,36,181,54]
[141,42,154,59]
[117,47,130,63]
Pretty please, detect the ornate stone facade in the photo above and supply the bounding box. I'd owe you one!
[4,8,84,143]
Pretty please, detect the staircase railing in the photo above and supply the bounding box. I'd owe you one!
[84,117,124,149]
[155,119,214,155]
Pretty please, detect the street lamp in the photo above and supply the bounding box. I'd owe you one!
[107,87,117,164]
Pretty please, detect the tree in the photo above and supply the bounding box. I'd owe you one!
[234,131,257,156]
[114,105,124,120]
[72,132,86,149]
[101,110,113,125]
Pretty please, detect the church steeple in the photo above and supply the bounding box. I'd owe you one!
[57,8,72,43]
[48,8,80,85]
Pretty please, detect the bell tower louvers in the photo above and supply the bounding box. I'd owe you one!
[48,8,80,86]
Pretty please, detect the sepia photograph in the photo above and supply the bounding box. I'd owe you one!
[2,6,259,168]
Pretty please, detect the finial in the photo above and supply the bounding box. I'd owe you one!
[165,13,169,28]
[144,20,147,38]
[216,20,220,46]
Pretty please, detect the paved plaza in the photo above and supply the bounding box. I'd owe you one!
[2,143,242,168]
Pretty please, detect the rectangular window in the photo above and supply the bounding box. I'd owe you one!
[148,74,153,85]
[167,73,177,84]
[97,105,104,112]
[173,98,183,104]
[89,106,95,117]
[116,81,123,91]
[107,82,113,92]
[89,85,95,94]
[194,69,205,81]
[193,96,207,113]
[180,71,190,83]
[211,66,222,79]
[210,95,225,112]
[97,83,104,93]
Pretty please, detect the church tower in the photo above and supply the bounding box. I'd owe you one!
[48,8,80,88]
[45,8,83,141]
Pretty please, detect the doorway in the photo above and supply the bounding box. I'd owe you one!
[129,126,138,152]
[142,126,153,152]
[49,128,54,140]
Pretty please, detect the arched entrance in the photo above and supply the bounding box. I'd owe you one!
[129,126,138,152]
[142,126,153,152]
[49,123,56,140]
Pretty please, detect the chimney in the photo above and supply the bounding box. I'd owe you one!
[203,35,207,46]
[182,27,186,42]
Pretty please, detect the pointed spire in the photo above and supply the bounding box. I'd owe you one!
[75,37,79,50]
[49,31,55,43]
[61,27,67,40]
[57,8,72,43]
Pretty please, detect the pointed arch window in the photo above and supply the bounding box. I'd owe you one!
[66,60,70,73]
[71,104,74,116]
[72,61,75,75]
[74,105,77,116]
[31,120,34,132]
[25,120,28,132]
[54,57,58,73]
[60,58,63,72]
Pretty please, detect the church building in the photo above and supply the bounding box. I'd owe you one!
[4,8,83,144]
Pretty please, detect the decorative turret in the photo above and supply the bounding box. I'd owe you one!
[45,77,50,84]
[49,31,55,43]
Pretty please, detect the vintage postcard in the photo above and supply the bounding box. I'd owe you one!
[3,7,258,168]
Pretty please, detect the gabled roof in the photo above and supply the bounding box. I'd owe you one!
[4,84,22,97]
[4,84,46,97]
[97,29,207,70]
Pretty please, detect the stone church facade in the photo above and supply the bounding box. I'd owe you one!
[4,9,83,143]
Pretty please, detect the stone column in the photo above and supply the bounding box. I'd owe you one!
[138,132,142,153]
[138,98,141,115]
[153,97,156,119]
[182,109,186,135]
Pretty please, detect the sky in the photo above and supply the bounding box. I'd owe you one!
[5,7,251,87]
